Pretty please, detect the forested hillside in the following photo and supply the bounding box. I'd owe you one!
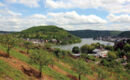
[15,25,81,45]
[0,31,14,34]
[69,30,121,38]
[118,31,130,38]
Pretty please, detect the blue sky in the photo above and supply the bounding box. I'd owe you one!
[0,0,130,31]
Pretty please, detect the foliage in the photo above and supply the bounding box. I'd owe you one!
[91,43,101,48]
[126,63,130,70]
[108,51,117,59]
[0,35,17,57]
[80,44,95,54]
[96,68,109,80]
[72,58,91,80]
[118,31,130,38]
[30,49,52,78]
[15,25,81,45]
[72,46,80,53]
[105,45,114,51]
[124,43,130,52]
[126,52,130,63]
[100,58,121,68]
[24,41,33,54]
[69,30,121,38]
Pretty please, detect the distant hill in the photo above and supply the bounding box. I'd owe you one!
[118,31,130,38]
[0,31,14,34]
[69,30,122,38]
[17,25,81,44]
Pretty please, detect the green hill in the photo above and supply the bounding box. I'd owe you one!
[118,31,130,38]
[16,25,81,44]
[69,30,122,38]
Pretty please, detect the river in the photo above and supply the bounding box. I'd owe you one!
[54,38,114,51]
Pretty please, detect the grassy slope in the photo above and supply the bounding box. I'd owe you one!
[0,44,130,80]
[0,60,28,80]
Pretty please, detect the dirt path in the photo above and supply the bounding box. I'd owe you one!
[50,65,78,80]
[59,61,71,69]
[0,51,53,80]
[50,65,68,75]
[14,48,29,56]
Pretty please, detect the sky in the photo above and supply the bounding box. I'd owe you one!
[0,0,130,31]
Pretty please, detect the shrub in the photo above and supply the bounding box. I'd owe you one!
[108,51,117,59]
[72,46,80,53]
[80,44,95,54]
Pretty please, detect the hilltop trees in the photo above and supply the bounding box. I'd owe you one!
[30,50,52,78]
[16,25,81,45]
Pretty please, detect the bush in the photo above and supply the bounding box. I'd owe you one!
[100,59,109,66]
[80,44,95,54]
[87,55,96,61]
[124,44,130,52]
[126,63,130,70]
[105,45,114,51]
[72,46,80,53]
[108,51,117,59]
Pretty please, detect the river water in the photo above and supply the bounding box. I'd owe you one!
[54,38,114,51]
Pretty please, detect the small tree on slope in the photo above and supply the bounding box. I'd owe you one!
[73,58,91,80]
[0,35,16,57]
[30,49,52,79]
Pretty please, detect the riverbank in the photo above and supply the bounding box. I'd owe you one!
[53,38,114,50]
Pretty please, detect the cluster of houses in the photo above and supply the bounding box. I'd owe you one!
[24,38,60,44]
[89,49,108,58]
[95,36,130,42]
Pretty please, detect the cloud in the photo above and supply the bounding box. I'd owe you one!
[0,9,130,31]
[6,0,40,7]
[46,11,107,30]
[46,0,101,9]
[0,9,46,31]
[47,11,107,25]
[45,0,130,14]
[107,14,130,24]
[0,10,107,31]
[0,2,4,7]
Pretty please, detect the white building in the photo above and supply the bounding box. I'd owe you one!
[90,49,109,58]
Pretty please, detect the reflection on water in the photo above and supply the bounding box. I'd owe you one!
[54,38,114,50]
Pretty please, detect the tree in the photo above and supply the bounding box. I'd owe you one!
[108,51,117,59]
[0,35,16,57]
[24,41,32,54]
[124,43,130,52]
[81,44,95,54]
[72,46,80,53]
[97,69,109,80]
[126,52,130,63]
[73,59,90,80]
[105,45,114,51]
[91,43,100,48]
[30,50,52,78]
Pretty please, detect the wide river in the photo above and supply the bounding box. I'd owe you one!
[54,38,114,51]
